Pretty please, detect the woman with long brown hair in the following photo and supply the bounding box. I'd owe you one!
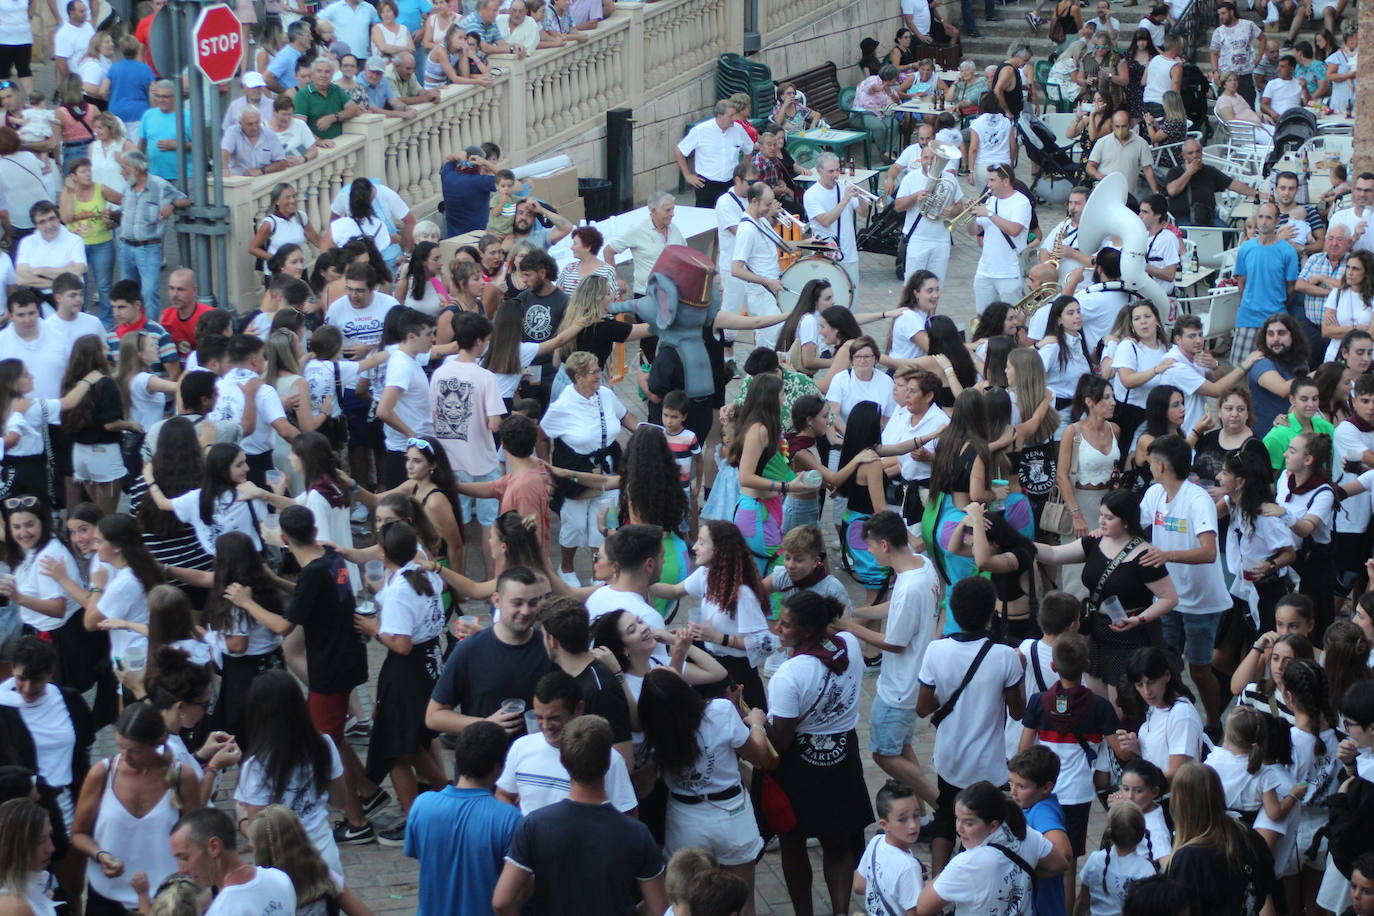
[62,334,136,514]
[1164,762,1276,912]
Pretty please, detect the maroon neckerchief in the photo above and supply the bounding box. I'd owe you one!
[1349,412,1374,434]
[781,559,829,593]
[1041,682,1095,732]
[784,431,816,457]
[793,630,850,675]
[1286,470,1340,509]
[312,476,348,509]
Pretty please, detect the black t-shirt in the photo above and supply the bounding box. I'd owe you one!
[506,800,664,916]
[517,287,570,375]
[1193,431,1267,488]
[574,660,632,744]
[70,377,123,444]
[1165,827,1276,916]
[1164,163,1233,225]
[430,625,551,718]
[991,541,1036,604]
[1079,535,1168,612]
[283,548,368,695]
[575,318,634,369]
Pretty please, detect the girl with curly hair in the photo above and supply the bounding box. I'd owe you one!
[617,425,690,614]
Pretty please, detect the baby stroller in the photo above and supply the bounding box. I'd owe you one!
[1017,110,1084,202]
[1180,62,1213,142]
[857,206,906,279]
[1264,107,1318,173]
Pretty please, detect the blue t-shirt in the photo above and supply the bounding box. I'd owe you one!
[1234,238,1300,329]
[139,108,191,181]
[1247,356,1296,440]
[394,0,432,31]
[440,161,498,238]
[106,59,155,122]
[405,785,521,916]
[1025,795,1069,916]
[267,44,305,90]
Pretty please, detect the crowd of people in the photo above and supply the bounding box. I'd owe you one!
[2,0,1374,911]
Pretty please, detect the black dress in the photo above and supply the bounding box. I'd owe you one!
[1078,535,1167,686]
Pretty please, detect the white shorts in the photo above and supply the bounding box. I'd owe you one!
[72,442,126,483]
[665,790,764,866]
[558,492,617,549]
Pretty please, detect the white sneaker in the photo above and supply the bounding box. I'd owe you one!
[558,570,582,588]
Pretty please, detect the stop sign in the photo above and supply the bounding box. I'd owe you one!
[192,4,243,84]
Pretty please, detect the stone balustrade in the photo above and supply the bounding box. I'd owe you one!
[760,0,839,47]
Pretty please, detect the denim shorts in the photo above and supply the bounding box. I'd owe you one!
[1161,610,1224,666]
[457,469,501,526]
[867,694,917,756]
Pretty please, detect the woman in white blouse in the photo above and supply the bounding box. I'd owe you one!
[539,351,638,584]
[74,32,114,103]
[1037,296,1094,436]
[370,0,411,57]
[1321,250,1374,362]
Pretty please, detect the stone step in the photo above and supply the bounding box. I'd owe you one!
[952,0,1212,64]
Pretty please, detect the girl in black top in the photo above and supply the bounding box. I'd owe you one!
[835,401,888,602]
[1193,386,1267,489]
[1165,762,1276,916]
[62,335,134,515]
[552,274,652,371]
[963,500,1038,643]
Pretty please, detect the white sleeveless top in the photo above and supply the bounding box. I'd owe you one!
[87,755,181,907]
[1076,427,1120,486]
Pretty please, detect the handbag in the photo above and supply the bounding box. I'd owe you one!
[1041,485,1076,537]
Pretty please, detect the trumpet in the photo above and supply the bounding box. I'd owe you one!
[841,180,883,204]
[944,189,991,233]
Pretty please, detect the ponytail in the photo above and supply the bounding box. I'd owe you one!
[955,781,1027,841]
[379,522,434,597]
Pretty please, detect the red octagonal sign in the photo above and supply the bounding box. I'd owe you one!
[193,4,242,84]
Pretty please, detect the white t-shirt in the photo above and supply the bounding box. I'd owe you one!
[897,167,963,247]
[204,867,297,916]
[858,834,925,916]
[53,20,95,62]
[881,404,942,482]
[0,324,68,399]
[584,586,669,664]
[803,181,862,263]
[1154,345,1210,432]
[714,188,747,268]
[889,308,930,360]
[1276,472,1335,546]
[98,565,150,664]
[1077,288,1132,354]
[13,540,81,632]
[1138,697,1202,771]
[828,369,896,422]
[376,564,445,643]
[1260,76,1303,117]
[236,737,344,866]
[766,631,863,735]
[917,636,1023,788]
[128,372,167,432]
[661,698,750,796]
[539,383,627,455]
[324,294,399,383]
[1336,423,1374,532]
[0,678,74,788]
[731,216,782,281]
[900,0,931,32]
[1078,848,1157,916]
[496,732,637,814]
[975,191,1032,279]
[1143,54,1180,104]
[329,181,410,225]
[683,566,768,658]
[1139,481,1230,613]
[303,358,359,419]
[270,117,318,158]
[1322,289,1373,362]
[675,119,752,183]
[380,349,434,451]
[1202,745,1263,813]
[1040,336,1092,400]
[216,602,283,659]
[14,229,86,290]
[431,358,506,477]
[42,310,105,356]
[932,823,1054,916]
[170,488,265,554]
[1108,338,1168,407]
[208,366,287,456]
[876,559,942,710]
[795,311,827,359]
[969,112,1014,169]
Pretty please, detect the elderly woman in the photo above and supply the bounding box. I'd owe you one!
[944,58,988,116]
[852,63,904,160]
[370,0,411,56]
[540,350,639,586]
[557,225,621,296]
[59,158,123,324]
[74,32,115,106]
[727,92,760,144]
[0,127,55,245]
[1215,69,1274,136]
[771,82,824,133]
[1047,26,1093,107]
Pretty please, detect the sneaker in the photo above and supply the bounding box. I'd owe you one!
[344,717,372,739]
[333,820,375,846]
[986,12,1004,21]
[863,654,882,676]
[377,820,407,847]
[360,788,391,818]
[558,570,582,588]
[1024,11,1042,31]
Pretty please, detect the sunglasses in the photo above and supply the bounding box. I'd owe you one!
[4,496,39,510]
[407,437,434,452]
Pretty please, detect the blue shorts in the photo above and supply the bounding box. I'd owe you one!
[458,469,501,526]
[1161,610,1224,666]
[867,694,917,756]
[342,389,381,448]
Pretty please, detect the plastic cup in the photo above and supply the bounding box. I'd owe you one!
[1100,595,1127,624]
[265,469,285,488]
[525,710,539,735]
[501,698,526,717]
[354,595,378,618]
[457,614,479,638]
[364,560,384,590]
[123,644,148,672]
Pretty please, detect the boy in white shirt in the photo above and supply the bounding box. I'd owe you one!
[854,780,926,916]
[916,576,1025,875]
[375,308,436,488]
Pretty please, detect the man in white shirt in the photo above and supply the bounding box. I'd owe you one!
[171,808,297,916]
[1055,247,1131,353]
[0,291,68,400]
[1138,434,1231,732]
[884,120,936,198]
[803,152,868,289]
[1029,186,1090,293]
[1208,1,1261,104]
[714,163,757,364]
[51,0,94,81]
[967,164,1031,311]
[1087,0,1121,41]
[1139,194,1180,296]
[731,183,787,351]
[1328,172,1374,255]
[1156,313,1260,434]
[895,144,964,283]
[324,262,399,489]
[208,334,297,485]
[901,0,933,41]
[15,202,86,294]
[603,192,686,297]
[1260,54,1305,122]
[675,100,753,208]
[376,309,436,488]
[221,72,276,132]
[44,272,105,356]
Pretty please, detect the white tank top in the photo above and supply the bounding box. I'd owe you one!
[87,755,181,907]
[1143,54,1177,104]
[1076,427,1120,486]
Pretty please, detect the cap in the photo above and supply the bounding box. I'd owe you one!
[365,56,387,72]
[241,72,266,88]
[463,145,486,158]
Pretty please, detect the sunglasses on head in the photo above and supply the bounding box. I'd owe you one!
[407,437,434,452]
[4,496,39,510]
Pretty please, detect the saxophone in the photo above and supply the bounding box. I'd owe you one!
[1012,220,1073,315]
[1044,218,1072,271]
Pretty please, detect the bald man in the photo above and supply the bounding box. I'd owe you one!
[159,268,215,357]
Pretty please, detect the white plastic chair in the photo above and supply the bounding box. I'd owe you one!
[1041,112,1078,146]
[1179,226,1239,270]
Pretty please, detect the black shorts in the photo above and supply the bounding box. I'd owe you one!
[0,44,33,80]
[1063,801,1092,857]
[929,775,964,842]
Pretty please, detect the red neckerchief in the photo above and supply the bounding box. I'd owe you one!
[781,560,829,593]
[1042,682,1095,732]
[783,431,816,457]
[312,476,348,509]
[114,312,150,339]
[1286,471,1340,508]
[793,631,850,675]
[1349,412,1374,433]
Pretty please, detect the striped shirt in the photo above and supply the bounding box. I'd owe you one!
[127,477,215,577]
[1297,252,1345,325]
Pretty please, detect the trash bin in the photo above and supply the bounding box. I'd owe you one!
[578,178,614,222]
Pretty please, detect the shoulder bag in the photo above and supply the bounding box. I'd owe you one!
[757,665,833,836]
[1040,430,1080,536]
[930,637,995,728]
[1083,536,1143,619]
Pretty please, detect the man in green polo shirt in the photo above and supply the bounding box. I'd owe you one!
[1263,376,1334,469]
[295,57,361,140]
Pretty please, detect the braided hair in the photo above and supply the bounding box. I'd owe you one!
[1283,657,1336,758]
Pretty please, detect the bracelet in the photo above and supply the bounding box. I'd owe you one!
[781,481,789,495]
[89,586,103,595]
[94,850,111,862]
[1070,508,1083,516]
[1252,643,1267,652]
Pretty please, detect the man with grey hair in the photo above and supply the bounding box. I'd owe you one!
[170,807,297,911]
[295,57,361,140]
[387,50,440,105]
[117,149,190,314]
[992,44,1030,118]
[804,151,868,288]
[675,100,752,208]
[220,107,291,177]
[139,79,191,182]
[604,192,685,297]
[265,19,313,93]
[1294,223,1351,368]
[731,182,787,350]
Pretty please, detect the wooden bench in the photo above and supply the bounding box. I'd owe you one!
[779,61,850,131]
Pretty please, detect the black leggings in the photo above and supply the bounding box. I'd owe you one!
[0,43,33,79]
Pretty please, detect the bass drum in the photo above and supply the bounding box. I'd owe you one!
[777,256,854,314]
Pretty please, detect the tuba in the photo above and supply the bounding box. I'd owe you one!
[918,140,963,219]
[1075,172,1170,313]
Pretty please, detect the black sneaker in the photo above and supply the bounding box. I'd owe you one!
[333,820,376,846]
[360,788,391,818]
[378,820,407,847]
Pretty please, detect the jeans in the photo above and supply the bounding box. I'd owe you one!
[62,140,92,171]
[117,240,163,314]
[960,0,995,27]
[85,239,115,328]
